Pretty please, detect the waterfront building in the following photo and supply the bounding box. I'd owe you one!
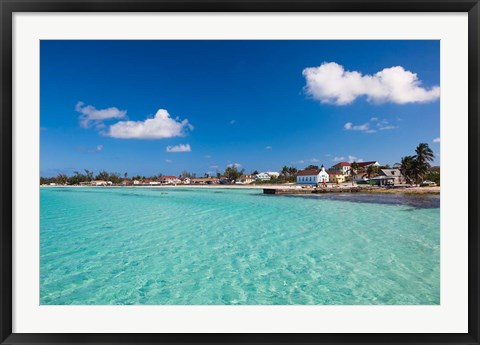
[296,167,329,185]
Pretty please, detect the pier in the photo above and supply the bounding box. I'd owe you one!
[263,187,362,195]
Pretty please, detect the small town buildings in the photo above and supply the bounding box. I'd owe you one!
[255,172,280,181]
[159,175,178,184]
[327,170,346,183]
[296,167,329,185]
[190,177,220,184]
[90,180,112,186]
[240,174,255,184]
[369,176,395,186]
[357,161,381,169]
[179,177,191,184]
[378,169,403,184]
[330,162,351,176]
[255,173,272,181]
[266,172,280,178]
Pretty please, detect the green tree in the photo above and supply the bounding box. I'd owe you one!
[95,170,110,181]
[280,165,289,178]
[181,170,193,178]
[55,173,68,185]
[350,162,359,185]
[305,165,319,170]
[414,143,435,184]
[224,165,244,182]
[109,172,121,184]
[366,165,378,178]
[84,169,94,181]
[399,155,416,185]
[68,170,87,185]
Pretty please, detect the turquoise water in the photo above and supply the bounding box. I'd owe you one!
[40,187,440,305]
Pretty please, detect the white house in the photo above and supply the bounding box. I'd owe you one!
[266,171,280,178]
[357,161,381,169]
[378,169,403,184]
[91,180,112,186]
[255,172,271,181]
[160,175,178,184]
[296,167,329,185]
[330,162,351,176]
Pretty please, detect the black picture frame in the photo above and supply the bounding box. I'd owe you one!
[1,1,479,344]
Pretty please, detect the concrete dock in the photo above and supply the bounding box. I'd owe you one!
[263,187,363,195]
[263,188,313,195]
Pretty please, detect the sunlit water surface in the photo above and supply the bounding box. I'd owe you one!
[40,187,440,305]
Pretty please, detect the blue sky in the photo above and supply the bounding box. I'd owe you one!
[40,40,440,177]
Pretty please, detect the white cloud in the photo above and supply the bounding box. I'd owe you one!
[378,125,397,131]
[209,165,219,169]
[344,122,372,132]
[348,155,364,163]
[205,155,212,159]
[433,137,440,143]
[166,144,191,153]
[79,144,103,154]
[227,163,242,168]
[303,62,440,105]
[165,159,172,163]
[308,158,319,162]
[76,102,126,128]
[107,109,193,139]
[344,118,398,133]
[265,146,272,150]
[333,156,345,162]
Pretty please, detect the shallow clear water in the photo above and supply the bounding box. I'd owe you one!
[40,187,440,305]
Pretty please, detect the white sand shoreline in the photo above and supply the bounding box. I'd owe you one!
[40,184,440,194]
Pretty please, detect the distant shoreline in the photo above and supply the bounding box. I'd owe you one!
[40,184,440,194]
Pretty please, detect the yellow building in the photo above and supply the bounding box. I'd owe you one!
[327,170,346,183]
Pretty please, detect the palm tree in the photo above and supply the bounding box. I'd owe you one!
[84,169,94,181]
[280,165,290,182]
[414,143,435,184]
[399,156,416,185]
[350,161,359,185]
[366,165,378,178]
[95,170,110,181]
[55,173,68,185]
[415,143,435,164]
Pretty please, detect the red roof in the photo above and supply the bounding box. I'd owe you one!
[357,161,378,167]
[297,169,320,176]
[327,170,343,175]
[161,176,177,179]
[333,162,351,167]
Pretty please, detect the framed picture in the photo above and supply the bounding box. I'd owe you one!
[1,1,479,344]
